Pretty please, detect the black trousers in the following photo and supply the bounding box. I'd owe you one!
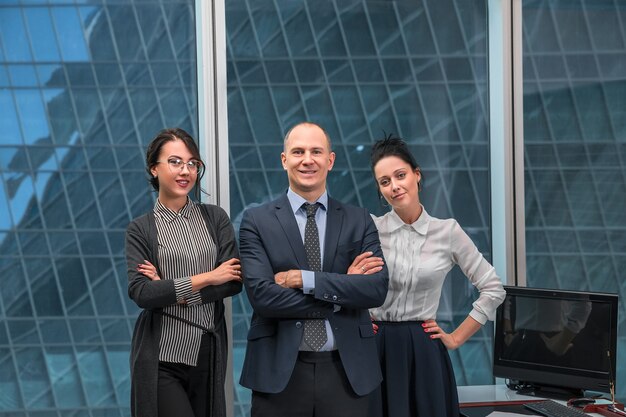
[157,334,211,417]
[251,351,369,417]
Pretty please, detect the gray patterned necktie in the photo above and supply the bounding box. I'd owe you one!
[302,203,327,351]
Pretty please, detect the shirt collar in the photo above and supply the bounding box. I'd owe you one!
[387,205,430,235]
[286,188,328,215]
[154,198,193,222]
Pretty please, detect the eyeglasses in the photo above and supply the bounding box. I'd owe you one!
[157,158,204,174]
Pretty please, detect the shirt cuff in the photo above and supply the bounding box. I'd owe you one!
[469,308,488,325]
[174,277,194,303]
[301,270,315,294]
[185,291,203,306]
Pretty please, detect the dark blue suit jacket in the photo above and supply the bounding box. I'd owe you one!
[238,194,389,396]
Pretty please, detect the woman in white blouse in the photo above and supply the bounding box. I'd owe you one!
[368,136,506,417]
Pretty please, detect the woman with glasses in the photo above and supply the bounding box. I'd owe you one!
[367,135,506,417]
[125,128,242,417]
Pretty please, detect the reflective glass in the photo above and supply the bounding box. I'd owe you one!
[523,0,626,398]
[0,1,197,414]
[15,347,55,408]
[226,1,491,414]
[50,7,90,62]
[24,8,61,62]
[0,8,32,62]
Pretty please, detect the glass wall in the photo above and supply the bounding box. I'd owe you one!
[225,1,493,415]
[0,1,197,415]
[522,0,626,398]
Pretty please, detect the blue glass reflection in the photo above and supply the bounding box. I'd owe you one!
[0,1,198,414]
[0,186,12,230]
[0,8,33,62]
[0,92,22,143]
[50,8,90,62]
[15,90,50,145]
[46,346,87,407]
[24,8,61,62]
[0,65,8,87]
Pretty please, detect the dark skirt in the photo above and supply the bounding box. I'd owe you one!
[368,321,460,417]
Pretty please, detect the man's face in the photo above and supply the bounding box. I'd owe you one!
[281,124,335,199]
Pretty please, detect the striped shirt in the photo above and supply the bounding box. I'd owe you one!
[154,199,217,366]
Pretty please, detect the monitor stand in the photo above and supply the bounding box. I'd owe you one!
[515,382,584,401]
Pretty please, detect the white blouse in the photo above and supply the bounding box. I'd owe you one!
[370,207,506,324]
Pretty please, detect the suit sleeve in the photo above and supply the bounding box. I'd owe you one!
[198,206,243,304]
[126,219,177,309]
[313,208,389,309]
[239,209,334,319]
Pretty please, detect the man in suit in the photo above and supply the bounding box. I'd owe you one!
[239,122,389,417]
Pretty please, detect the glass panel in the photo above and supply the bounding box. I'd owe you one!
[523,0,626,398]
[0,348,23,409]
[50,7,90,62]
[76,346,115,406]
[226,1,491,414]
[0,2,197,414]
[0,8,32,62]
[14,90,50,145]
[45,346,86,407]
[15,347,55,408]
[24,8,61,62]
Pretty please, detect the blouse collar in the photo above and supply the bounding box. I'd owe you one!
[154,198,193,222]
[387,205,430,235]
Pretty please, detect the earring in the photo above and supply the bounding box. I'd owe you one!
[379,194,390,208]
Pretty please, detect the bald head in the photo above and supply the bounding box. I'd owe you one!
[283,122,332,152]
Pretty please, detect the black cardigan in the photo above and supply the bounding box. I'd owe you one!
[125,203,242,417]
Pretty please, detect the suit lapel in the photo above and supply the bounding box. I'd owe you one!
[274,194,309,268]
[323,198,344,272]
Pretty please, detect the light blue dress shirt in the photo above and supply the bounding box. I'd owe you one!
[286,188,336,351]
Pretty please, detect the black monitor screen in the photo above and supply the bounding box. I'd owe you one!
[493,286,618,395]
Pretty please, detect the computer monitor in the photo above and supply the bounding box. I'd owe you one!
[493,286,618,397]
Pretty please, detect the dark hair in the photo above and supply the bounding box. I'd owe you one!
[370,133,423,191]
[145,127,205,199]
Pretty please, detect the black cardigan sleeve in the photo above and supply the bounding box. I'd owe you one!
[126,215,178,309]
[126,206,242,309]
[198,204,243,304]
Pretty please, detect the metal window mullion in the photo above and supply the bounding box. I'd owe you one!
[511,0,527,287]
[196,4,233,417]
[488,0,517,286]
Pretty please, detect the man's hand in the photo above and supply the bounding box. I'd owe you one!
[274,269,303,289]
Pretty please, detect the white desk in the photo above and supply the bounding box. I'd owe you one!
[457,385,607,416]
[458,384,540,406]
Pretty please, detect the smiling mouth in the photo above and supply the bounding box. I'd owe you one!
[176,180,190,187]
[392,192,406,199]
[299,170,317,175]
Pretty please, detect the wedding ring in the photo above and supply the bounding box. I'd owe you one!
[361,266,366,272]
